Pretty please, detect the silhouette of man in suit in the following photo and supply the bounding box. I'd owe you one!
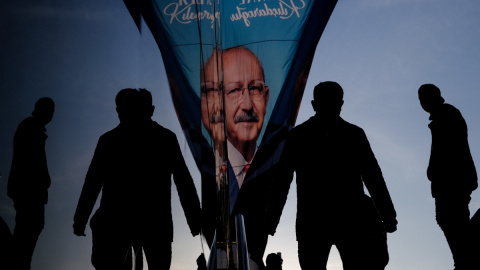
[7,97,55,270]
[418,83,478,270]
[267,81,398,270]
[73,88,202,270]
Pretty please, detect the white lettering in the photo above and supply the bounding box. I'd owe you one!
[162,0,305,28]
[230,0,305,27]
[163,2,220,28]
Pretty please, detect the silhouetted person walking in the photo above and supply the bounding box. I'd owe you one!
[7,97,55,270]
[267,81,398,270]
[418,84,478,270]
[73,88,202,270]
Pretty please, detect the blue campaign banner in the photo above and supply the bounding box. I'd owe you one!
[127,0,336,191]
[125,0,337,268]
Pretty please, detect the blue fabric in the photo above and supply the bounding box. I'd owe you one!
[125,1,337,267]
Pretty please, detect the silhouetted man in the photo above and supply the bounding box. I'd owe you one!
[267,81,398,270]
[418,83,478,270]
[7,97,55,270]
[73,88,202,270]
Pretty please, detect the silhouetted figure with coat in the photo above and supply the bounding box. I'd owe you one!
[418,84,478,270]
[73,88,202,270]
[7,97,55,270]
[267,81,398,270]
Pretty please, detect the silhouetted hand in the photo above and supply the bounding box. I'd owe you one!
[382,215,398,233]
[191,229,200,237]
[265,213,278,236]
[190,219,201,237]
[73,223,86,237]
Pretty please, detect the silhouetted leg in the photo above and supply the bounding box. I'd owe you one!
[335,230,366,270]
[91,235,131,270]
[142,239,172,270]
[90,215,131,270]
[361,196,389,270]
[123,244,143,270]
[365,231,389,270]
[244,222,268,268]
[124,247,133,270]
[435,195,472,270]
[337,230,388,270]
[297,234,332,270]
[11,203,44,270]
[133,244,143,270]
[91,232,131,270]
[336,233,388,270]
[336,197,389,270]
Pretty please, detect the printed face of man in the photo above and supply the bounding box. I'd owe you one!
[201,47,269,160]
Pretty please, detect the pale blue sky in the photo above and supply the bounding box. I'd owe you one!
[1,1,480,270]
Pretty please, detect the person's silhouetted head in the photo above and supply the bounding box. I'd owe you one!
[418,84,445,114]
[116,88,142,124]
[311,81,344,119]
[266,253,283,270]
[32,97,55,126]
[138,88,155,120]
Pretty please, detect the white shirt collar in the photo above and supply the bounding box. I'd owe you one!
[227,140,257,188]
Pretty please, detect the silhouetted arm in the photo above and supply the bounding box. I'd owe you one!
[265,131,295,236]
[170,132,202,237]
[73,136,106,236]
[358,129,397,232]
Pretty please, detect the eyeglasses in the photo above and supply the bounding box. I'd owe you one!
[201,81,220,103]
[201,80,267,103]
[225,80,267,103]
